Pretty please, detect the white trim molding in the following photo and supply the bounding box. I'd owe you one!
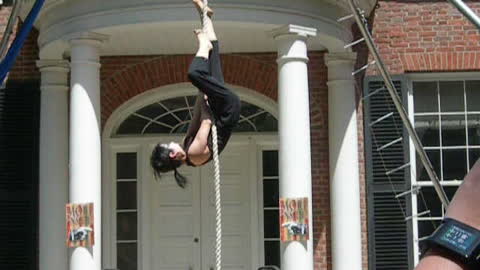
[101,83,280,270]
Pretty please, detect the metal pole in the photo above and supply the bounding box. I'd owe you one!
[347,0,450,208]
[447,0,480,31]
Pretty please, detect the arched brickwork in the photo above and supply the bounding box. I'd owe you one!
[367,1,480,75]
[400,52,480,72]
[101,54,278,127]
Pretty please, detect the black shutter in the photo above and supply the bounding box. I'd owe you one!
[364,77,413,270]
[0,82,40,270]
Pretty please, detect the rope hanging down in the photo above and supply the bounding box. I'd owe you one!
[201,1,223,270]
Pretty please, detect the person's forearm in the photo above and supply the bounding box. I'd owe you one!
[415,160,480,270]
[199,95,212,121]
[445,159,480,229]
[185,92,205,136]
[416,249,468,270]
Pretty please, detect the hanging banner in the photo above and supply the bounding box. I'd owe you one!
[66,203,95,247]
[279,197,309,242]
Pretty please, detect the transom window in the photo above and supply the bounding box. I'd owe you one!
[412,80,480,259]
[115,96,278,135]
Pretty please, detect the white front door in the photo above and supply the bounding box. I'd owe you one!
[151,142,252,270]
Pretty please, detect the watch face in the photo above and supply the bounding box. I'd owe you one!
[437,223,480,256]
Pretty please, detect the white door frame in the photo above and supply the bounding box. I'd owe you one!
[102,134,279,270]
[101,83,279,270]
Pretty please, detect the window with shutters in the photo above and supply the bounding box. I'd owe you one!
[364,77,413,270]
[366,76,480,269]
[411,79,480,262]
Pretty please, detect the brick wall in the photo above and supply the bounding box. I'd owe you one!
[8,25,40,82]
[0,6,17,56]
[0,6,13,39]
[308,52,333,270]
[353,13,372,270]
[100,54,278,125]
[0,6,40,83]
[369,0,480,74]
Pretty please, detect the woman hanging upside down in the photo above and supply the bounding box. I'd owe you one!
[150,0,241,188]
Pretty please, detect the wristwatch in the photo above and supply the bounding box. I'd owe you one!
[424,218,480,269]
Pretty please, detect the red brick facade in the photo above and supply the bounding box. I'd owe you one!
[100,54,278,125]
[0,6,40,82]
[369,0,480,74]
[8,25,40,81]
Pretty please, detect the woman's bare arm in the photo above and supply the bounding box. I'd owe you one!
[415,250,467,270]
[185,92,207,138]
[184,92,213,148]
[186,118,212,165]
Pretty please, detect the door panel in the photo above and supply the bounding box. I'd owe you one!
[156,183,196,206]
[151,142,251,270]
[201,144,251,270]
[155,237,195,268]
[152,168,201,270]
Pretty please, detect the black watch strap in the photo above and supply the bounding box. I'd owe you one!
[425,218,480,269]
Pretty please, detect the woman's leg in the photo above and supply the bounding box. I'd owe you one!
[188,57,239,128]
[189,3,240,128]
[193,30,212,59]
[209,41,224,84]
[188,36,225,100]
[189,31,224,97]
[192,0,223,83]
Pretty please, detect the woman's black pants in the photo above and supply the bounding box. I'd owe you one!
[187,41,240,128]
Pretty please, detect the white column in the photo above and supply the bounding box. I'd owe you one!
[69,32,108,270]
[271,24,317,270]
[37,59,70,270]
[325,52,362,270]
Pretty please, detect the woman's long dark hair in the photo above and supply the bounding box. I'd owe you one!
[150,144,187,188]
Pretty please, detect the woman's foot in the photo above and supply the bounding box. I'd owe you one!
[194,29,213,59]
[193,0,213,17]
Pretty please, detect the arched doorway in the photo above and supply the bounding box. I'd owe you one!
[102,85,281,270]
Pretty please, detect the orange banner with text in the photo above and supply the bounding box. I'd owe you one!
[279,197,309,242]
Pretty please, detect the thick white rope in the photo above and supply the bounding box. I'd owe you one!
[202,0,210,33]
[211,123,222,270]
[201,1,222,270]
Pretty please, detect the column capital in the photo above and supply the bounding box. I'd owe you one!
[68,32,107,67]
[324,52,357,66]
[36,59,70,72]
[270,24,317,39]
[37,59,70,92]
[67,32,109,47]
[271,25,317,65]
[325,52,358,83]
